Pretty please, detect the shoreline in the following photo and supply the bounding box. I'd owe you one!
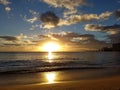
[0,75,120,90]
[0,68,120,89]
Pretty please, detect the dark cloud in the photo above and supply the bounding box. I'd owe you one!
[49,32,83,43]
[79,34,94,39]
[107,33,120,43]
[40,11,112,29]
[113,10,120,20]
[44,32,107,45]
[0,34,36,46]
[40,11,59,28]
[102,24,120,30]
[85,24,120,34]
[3,44,21,46]
[38,34,49,39]
[49,32,108,49]
[0,36,19,41]
[37,32,82,42]
[85,24,120,43]
[0,33,109,50]
[52,32,80,38]
[85,24,102,31]
[71,34,106,45]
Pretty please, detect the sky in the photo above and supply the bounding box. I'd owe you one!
[0,0,120,52]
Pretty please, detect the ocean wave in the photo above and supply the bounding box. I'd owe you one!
[0,58,119,74]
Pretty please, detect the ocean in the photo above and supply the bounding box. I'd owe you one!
[0,52,120,73]
[0,52,120,85]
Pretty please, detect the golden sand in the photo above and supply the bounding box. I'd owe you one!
[0,75,120,90]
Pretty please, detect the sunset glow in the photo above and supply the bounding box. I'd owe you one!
[0,0,119,52]
[42,42,60,52]
[48,52,53,60]
[48,52,53,63]
[0,0,119,87]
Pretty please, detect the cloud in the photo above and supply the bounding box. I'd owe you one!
[29,9,39,15]
[51,32,80,38]
[37,34,49,40]
[40,11,60,29]
[0,36,19,41]
[36,31,107,49]
[0,37,18,47]
[40,11,112,29]
[26,17,38,23]
[47,32,108,50]
[42,0,89,22]
[70,11,112,21]
[22,10,39,24]
[59,14,100,26]
[42,0,112,20]
[3,44,21,46]
[40,23,56,29]
[0,0,11,5]
[42,32,107,45]
[0,32,109,51]
[43,0,87,10]
[85,24,103,31]
[37,32,82,42]
[42,0,89,21]
[0,0,12,12]
[85,24,120,34]
[63,9,77,17]
[16,33,27,39]
[113,9,120,20]
[0,33,36,46]
[85,24,120,43]
[70,34,106,45]
[5,6,11,12]
[23,15,38,24]
[29,24,39,30]
[108,33,120,43]
[58,11,112,26]
[99,11,112,20]
[71,34,94,42]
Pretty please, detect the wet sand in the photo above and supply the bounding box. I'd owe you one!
[0,75,120,90]
[0,68,120,90]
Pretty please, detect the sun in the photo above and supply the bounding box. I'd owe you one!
[42,42,60,52]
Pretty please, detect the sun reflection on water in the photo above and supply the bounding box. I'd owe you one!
[48,52,53,59]
[47,51,54,63]
[45,72,57,84]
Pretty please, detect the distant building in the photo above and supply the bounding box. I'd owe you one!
[101,47,112,51]
[112,43,120,51]
[100,43,120,51]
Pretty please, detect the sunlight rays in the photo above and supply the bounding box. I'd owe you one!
[42,42,60,52]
